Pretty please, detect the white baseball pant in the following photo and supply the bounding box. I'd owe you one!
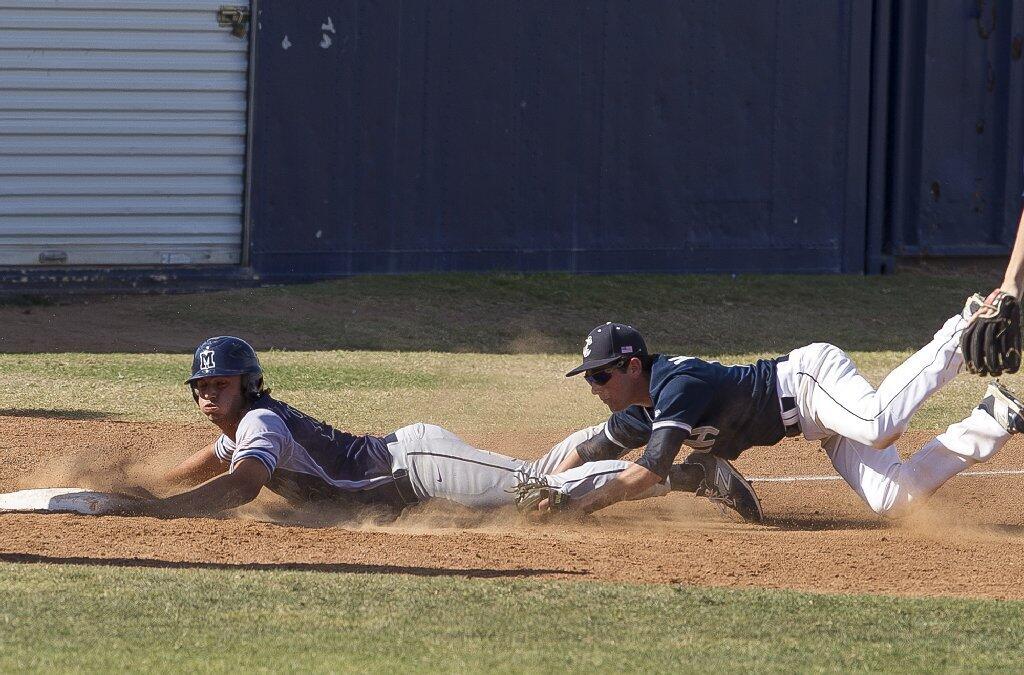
[777,309,1011,517]
[386,422,669,509]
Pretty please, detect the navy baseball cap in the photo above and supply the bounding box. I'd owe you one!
[566,323,648,377]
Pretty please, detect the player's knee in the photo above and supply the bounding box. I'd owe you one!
[868,435,898,450]
[865,420,904,449]
[864,479,919,519]
[871,498,914,519]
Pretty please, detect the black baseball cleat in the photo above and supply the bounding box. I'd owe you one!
[670,453,763,523]
[978,380,1024,434]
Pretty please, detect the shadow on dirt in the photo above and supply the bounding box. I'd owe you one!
[0,552,588,579]
[761,515,890,532]
[977,523,1024,537]
[0,408,115,421]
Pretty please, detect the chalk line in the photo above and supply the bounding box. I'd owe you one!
[749,468,1024,484]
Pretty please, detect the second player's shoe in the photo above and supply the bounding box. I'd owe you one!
[978,381,1024,434]
[672,453,763,523]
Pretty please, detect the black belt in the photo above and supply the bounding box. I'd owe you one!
[392,469,419,505]
[383,432,420,505]
[776,355,801,437]
[780,396,801,437]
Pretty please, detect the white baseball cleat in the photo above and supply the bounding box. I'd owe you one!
[978,381,1024,434]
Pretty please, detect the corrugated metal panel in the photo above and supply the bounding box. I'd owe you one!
[250,1,872,278]
[887,1,1024,257]
[0,0,248,267]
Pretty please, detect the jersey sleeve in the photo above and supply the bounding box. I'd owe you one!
[604,405,653,450]
[213,434,234,462]
[230,410,291,477]
[649,374,714,434]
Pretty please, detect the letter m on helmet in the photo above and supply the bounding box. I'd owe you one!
[186,336,262,385]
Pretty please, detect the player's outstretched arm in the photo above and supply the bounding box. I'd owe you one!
[569,426,688,513]
[571,462,663,514]
[116,458,268,518]
[159,442,228,491]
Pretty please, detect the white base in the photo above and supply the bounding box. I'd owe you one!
[0,488,136,515]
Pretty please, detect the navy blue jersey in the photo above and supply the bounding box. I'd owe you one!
[604,355,785,474]
[214,394,401,508]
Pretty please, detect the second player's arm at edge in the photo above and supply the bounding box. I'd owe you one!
[999,207,1024,298]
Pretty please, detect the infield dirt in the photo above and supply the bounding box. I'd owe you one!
[2,415,1022,600]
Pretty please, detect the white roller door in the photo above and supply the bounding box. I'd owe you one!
[0,0,249,266]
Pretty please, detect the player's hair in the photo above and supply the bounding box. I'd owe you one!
[617,354,655,374]
[241,373,271,403]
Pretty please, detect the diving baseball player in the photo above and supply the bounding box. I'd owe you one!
[521,301,1024,520]
[520,215,1024,520]
[115,336,682,519]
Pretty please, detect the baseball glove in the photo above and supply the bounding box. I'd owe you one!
[508,476,569,513]
[961,290,1022,377]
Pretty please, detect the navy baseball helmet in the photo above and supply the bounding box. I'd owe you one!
[185,336,262,384]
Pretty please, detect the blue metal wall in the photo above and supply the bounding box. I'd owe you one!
[248,1,875,279]
[884,0,1024,259]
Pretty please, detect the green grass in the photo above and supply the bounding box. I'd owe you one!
[4,269,1023,671]
[2,562,1022,672]
[0,348,1011,432]
[5,268,1005,355]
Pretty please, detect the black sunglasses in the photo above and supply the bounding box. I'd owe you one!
[584,359,628,386]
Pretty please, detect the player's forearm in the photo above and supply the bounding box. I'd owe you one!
[160,443,227,490]
[573,463,662,514]
[130,472,262,518]
[1000,208,1024,298]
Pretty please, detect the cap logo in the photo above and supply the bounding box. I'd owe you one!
[583,335,593,357]
[621,346,634,354]
[199,348,216,371]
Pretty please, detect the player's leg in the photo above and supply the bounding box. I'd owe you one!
[387,423,529,508]
[792,304,971,448]
[825,381,1021,517]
